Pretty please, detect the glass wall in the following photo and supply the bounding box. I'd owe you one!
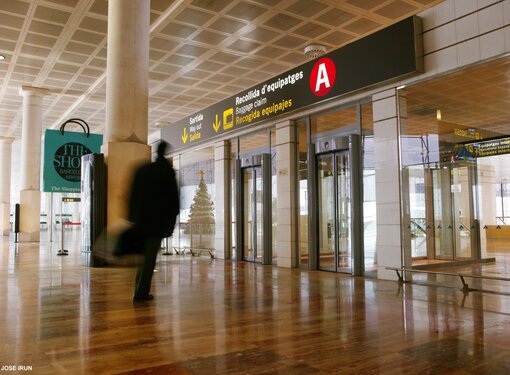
[311,106,357,139]
[400,56,510,265]
[295,102,375,275]
[43,192,81,228]
[311,105,358,274]
[237,129,275,263]
[178,146,215,252]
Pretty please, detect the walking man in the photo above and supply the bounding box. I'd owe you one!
[128,140,179,301]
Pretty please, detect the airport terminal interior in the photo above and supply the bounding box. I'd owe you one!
[1,0,510,373]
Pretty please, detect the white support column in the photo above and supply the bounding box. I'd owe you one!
[214,141,231,260]
[0,138,14,236]
[19,86,49,242]
[373,88,410,280]
[103,0,151,226]
[275,120,298,268]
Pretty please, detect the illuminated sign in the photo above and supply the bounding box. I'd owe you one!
[62,197,81,203]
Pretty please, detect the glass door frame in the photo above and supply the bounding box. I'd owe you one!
[235,154,272,264]
[431,164,481,261]
[242,165,262,262]
[316,150,352,272]
[309,134,363,275]
[405,163,482,263]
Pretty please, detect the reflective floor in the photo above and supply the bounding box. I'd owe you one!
[1,232,510,374]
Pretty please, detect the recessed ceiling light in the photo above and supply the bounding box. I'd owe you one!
[0,55,5,61]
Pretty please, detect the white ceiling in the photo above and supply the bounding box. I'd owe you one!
[0,0,443,142]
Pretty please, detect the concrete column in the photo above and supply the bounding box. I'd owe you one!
[373,88,409,280]
[275,120,298,268]
[19,86,49,242]
[0,138,14,236]
[103,0,151,226]
[214,141,232,260]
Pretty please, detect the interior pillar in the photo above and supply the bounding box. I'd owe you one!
[275,120,298,268]
[214,141,232,260]
[0,137,14,236]
[103,0,151,226]
[18,86,49,242]
[373,88,410,280]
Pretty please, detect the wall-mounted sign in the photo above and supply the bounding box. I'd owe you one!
[162,16,423,153]
[43,129,103,193]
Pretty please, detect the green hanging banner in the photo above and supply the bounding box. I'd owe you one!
[43,120,103,193]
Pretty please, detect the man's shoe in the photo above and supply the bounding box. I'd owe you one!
[133,294,154,302]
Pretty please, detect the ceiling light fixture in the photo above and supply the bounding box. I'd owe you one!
[0,55,5,61]
[304,44,326,59]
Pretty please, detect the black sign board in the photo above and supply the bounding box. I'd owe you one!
[472,138,510,157]
[162,16,423,153]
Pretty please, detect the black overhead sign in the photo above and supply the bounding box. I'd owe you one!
[162,16,423,153]
[471,138,510,157]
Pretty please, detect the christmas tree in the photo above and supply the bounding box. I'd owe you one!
[186,170,215,235]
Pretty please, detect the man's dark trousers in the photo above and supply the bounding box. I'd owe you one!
[134,236,162,298]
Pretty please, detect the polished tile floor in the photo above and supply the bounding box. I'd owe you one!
[1,231,510,374]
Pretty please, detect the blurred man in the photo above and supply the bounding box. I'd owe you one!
[128,140,179,301]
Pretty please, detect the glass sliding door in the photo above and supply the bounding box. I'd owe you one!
[255,167,263,263]
[408,165,428,258]
[336,152,352,271]
[237,130,273,264]
[317,150,352,273]
[432,168,454,259]
[242,166,263,262]
[308,104,364,274]
[318,154,335,270]
[431,165,478,260]
[451,166,476,259]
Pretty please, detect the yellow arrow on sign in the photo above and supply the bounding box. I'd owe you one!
[181,127,188,144]
[213,114,221,132]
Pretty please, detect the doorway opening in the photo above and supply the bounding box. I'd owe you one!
[237,154,272,264]
[317,150,352,272]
